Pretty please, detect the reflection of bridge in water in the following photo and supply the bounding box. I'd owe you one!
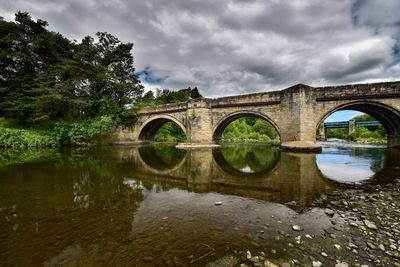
[113,145,336,207]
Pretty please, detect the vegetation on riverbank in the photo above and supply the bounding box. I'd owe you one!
[0,116,118,147]
[321,114,387,144]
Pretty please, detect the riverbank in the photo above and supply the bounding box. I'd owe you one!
[207,178,400,267]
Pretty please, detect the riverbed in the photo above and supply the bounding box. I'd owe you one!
[0,143,399,266]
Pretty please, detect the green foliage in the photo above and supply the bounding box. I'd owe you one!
[0,12,143,123]
[119,109,138,126]
[139,87,202,106]
[352,114,374,121]
[325,126,387,143]
[222,118,279,143]
[53,115,118,145]
[349,126,387,143]
[0,128,58,147]
[154,122,186,142]
[325,128,350,140]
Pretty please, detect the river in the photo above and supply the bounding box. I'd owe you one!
[0,143,399,266]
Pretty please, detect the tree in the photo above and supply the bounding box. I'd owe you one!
[143,87,203,106]
[0,13,143,123]
[0,12,74,122]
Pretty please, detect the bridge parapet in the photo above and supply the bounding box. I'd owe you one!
[138,102,188,115]
[314,81,400,101]
[210,91,281,108]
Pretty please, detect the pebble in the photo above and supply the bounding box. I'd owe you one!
[334,244,341,250]
[263,260,279,267]
[292,225,302,231]
[215,202,222,206]
[312,261,323,267]
[246,250,251,260]
[367,242,376,250]
[321,252,328,257]
[335,263,349,267]
[364,219,377,230]
[349,222,358,227]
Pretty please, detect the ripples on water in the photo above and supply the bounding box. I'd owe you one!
[0,144,399,266]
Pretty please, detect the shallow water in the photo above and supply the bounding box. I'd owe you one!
[0,144,399,266]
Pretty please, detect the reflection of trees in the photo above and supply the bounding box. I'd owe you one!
[0,148,61,167]
[0,148,147,266]
[351,147,386,172]
[138,144,186,171]
[218,146,280,174]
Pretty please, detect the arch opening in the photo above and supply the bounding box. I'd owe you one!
[213,111,280,144]
[139,116,187,142]
[316,102,400,147]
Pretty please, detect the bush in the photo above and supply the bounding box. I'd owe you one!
[53,115,119,145]
[0,128,58,147]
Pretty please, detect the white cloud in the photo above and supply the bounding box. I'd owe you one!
[1,0,400,97]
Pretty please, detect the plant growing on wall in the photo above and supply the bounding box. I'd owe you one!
[190,109,198,120]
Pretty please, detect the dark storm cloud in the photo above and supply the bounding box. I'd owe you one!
[2,0,400,96]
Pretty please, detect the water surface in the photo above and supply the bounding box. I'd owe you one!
[0,144,399,266]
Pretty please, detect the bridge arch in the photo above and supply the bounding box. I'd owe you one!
[138,114,187,141]
[316,101,400,147]
[212,110,280,142]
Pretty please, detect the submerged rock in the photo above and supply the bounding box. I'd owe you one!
[324,208,335,217]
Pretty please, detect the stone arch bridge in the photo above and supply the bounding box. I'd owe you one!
[114,81,400,150]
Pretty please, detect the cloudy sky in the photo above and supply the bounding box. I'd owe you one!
[2,0,400,98]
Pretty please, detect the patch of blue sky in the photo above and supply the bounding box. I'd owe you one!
[135,67,165,84]
[324,110,365,122]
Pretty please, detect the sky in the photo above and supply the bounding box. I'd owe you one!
[2,0,400,120]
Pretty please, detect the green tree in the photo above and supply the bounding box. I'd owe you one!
[0,12,74,122]
[146,87,203,105]
[0,12,143,124]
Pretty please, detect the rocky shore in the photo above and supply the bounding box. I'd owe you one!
[206,178,400,267]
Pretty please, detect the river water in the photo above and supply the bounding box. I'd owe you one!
[0,143,399,266]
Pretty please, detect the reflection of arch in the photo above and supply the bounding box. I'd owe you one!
[212,147,280,178]
[138,145,187,173]
[138,115,187,141]
[212,110,280,142]
[316,101,400,146]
